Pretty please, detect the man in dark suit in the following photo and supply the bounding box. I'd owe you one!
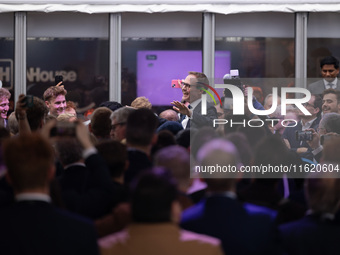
[124,108,158,184]
[172,71,218,130]
[54,122,116,220]
[308,56,340,95]
[279,172,340,255]
[180,138,279,255]
[282,94,322,161]
[99,168,224,255]
[0,132,99,255]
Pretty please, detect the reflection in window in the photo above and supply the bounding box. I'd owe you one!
[0,13,14,117]
[26,37,109,116]
[27,12,109,119]
[121,37,202,109]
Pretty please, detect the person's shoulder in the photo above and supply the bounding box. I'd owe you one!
[308,80,324,93]
[179,229,223,250]
[98,228,129,249]
[53,206,95,227]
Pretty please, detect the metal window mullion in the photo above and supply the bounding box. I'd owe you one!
[203,13,215,85]
[109,13,121,103]
[14,12,27,101]
[295,12,308,90]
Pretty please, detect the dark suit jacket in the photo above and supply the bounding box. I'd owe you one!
[282,116,321,161]
[180,195,279,255]
[58,164,90,194]
[0,200,99,255]
[279,214,340,255]
[125,149,152,184]
[308,79,340,95]
[180,101,218,129]
[58,153,116,220]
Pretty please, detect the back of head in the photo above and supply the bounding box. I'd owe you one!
[43,86,67,102]
[131,167,178,223]
[159,109,179,122]
[196,138,241,192]
[320,56,339,69]
[154,145,190,191]
[55,136,83,166]
[3,133,54,192]
[322,136,340,164]
[110,106,136,123]
[99,101,123,112]
[90,107,113,138]
[305,172,340,214]
[319,112,340,134]
[22,96,48,131]
[225,132,253,166]
[131,96,152,109]
[96,140,127,179]
[126,108,158,147]
[157,121,183,136]
[191,126,219,160]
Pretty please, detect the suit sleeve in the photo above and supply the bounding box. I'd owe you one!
[191,103,218,128]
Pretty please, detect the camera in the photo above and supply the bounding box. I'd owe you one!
[50,122,76,137]
[295,130,313,141]
[23,95,34,108]
[223,69,242,96]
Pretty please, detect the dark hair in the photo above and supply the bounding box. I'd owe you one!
[323,88,340,103]
[131,167,178,223]
[55,137,83,166]
[90,107,112,139]
[99,101,123,112]
[126,108,158,146]
[312,94,323,117]
[25,96,49,131]
[3,134,54,192]
[320,56,339,69]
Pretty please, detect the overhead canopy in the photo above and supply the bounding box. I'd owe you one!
[0,0,340,14]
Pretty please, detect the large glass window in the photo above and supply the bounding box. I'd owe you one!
[121,13,202,109]
[27,12,109,115]
[0,13,14,115]
[216,13,295,103]
[307,13,340,83]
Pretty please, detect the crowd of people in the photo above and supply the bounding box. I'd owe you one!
[0,57,339,254]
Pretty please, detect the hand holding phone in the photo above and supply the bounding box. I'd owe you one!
[171,79,182,88]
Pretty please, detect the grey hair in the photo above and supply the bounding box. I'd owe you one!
[110,106,136,123]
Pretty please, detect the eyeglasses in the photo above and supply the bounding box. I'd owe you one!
[111,122,126,131]
[302,102,315,108]
[181,82,199,88]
